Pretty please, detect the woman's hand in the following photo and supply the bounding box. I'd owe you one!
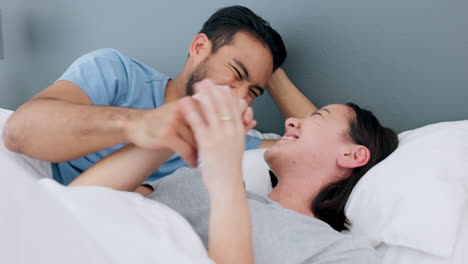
[180,79,249,192]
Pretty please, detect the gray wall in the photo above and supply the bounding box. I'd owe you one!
[1,0,467,134]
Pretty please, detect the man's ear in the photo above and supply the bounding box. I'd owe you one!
[337,145,370,169]
[188,33,212,63]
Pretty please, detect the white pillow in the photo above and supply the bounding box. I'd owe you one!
[242,148,273,196]
[345,121,468,257]
[242,129,280,196]
[377,202,468,264]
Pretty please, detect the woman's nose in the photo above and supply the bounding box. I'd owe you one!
[285,118,300,129]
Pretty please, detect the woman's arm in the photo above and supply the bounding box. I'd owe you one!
[69,143,173,191]
[208,172,251,264]
[182,80,254,264]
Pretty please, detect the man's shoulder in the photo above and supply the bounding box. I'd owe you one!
[90,48,122,57]
[65,48,131,76]
[77,48,125,63]
[76,48,168,79]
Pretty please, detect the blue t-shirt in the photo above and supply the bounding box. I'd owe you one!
[52,48,262,185]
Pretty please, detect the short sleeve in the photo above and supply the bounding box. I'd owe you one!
[308,249,380,264]
[57,48,130,106]
[303,236,381,264]
[245,134,262,150]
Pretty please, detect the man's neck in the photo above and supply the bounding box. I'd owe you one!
[164,75,187,104]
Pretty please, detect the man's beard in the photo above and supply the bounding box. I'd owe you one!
[185,60,208,96]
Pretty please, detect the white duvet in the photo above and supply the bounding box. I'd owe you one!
[0,108,276,264]
[0,169,214,264]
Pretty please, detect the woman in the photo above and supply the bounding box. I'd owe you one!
[144,105,398,264]
[71,76,398,263]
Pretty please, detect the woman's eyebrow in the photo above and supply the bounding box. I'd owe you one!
[310,111,324,117]
[309,108,332,118]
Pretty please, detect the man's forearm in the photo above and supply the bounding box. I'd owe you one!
[267,68,318,119]
[3,98,141,162]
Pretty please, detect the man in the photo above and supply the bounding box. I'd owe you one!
[3,6,313,186]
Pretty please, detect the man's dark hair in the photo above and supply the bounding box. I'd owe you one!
[312,103,399,232]
[199,5,287,71]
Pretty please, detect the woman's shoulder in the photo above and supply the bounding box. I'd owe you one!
[147,167,208,205]
[147,167,203,191]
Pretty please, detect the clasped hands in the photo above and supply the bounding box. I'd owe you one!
[126,79,257,168]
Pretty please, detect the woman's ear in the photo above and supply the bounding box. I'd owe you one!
[188,33,212,62]
[337,145,370,169]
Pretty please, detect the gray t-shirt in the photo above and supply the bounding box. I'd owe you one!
[147,168,379,264]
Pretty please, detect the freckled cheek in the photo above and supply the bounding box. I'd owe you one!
[290,151,316,166]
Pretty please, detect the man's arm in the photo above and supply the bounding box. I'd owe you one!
[258,68,318,148]
[266,68,318,119]
[3,80,197,165]
[258,139,278,148]
[3,80,132,162]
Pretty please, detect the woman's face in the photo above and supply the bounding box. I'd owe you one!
[264,104,354,173]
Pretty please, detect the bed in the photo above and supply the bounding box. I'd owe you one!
[1,107,467,263]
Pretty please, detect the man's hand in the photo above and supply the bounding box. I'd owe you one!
[125,100,198,167]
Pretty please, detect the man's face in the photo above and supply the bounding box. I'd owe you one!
[186,31,274,105]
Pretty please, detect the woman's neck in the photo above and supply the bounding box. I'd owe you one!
[268,179,323,218]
